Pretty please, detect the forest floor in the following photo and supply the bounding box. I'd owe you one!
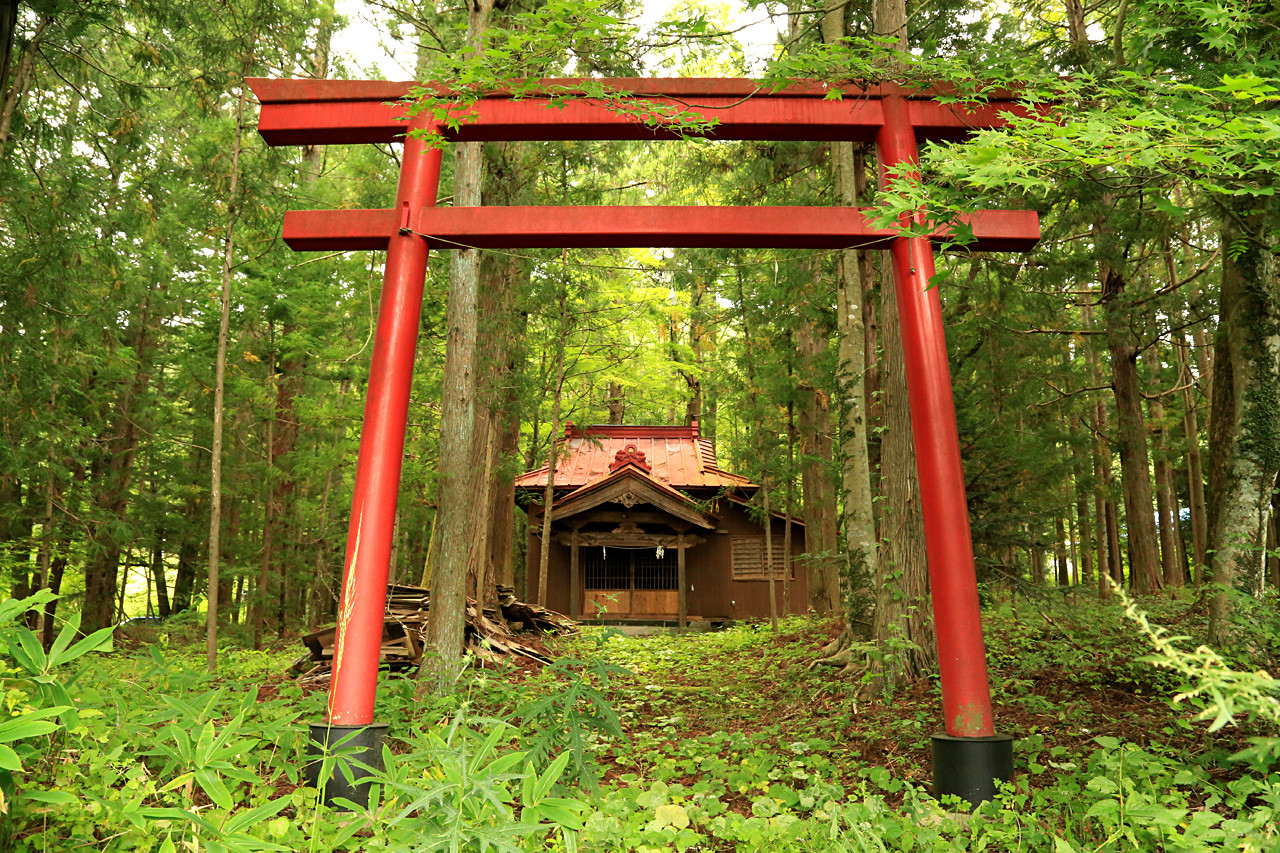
[28,590,1280,851]
[511,593,1259,808]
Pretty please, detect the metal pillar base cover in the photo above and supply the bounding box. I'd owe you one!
[931,733,1014,810]
[304,721,390,809]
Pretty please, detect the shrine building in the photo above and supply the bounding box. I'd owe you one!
[515,423,808,625]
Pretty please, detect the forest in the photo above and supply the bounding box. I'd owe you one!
[1,0,1279,850]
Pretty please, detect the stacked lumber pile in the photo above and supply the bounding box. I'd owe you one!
[294,584,574,687]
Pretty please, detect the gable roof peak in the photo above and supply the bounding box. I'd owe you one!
[514,422,755,492]
[609,443,652,473]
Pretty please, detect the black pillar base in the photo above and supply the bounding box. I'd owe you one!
[931,733,1014,810]
[304,721,390,810]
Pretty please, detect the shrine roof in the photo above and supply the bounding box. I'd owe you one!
[513,423,755,492]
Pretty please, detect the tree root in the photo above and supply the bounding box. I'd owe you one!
[808,626,869,677]
[809,646,854,668]
[811,626,854,667]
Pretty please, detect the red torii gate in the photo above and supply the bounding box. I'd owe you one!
[251,77,1039,808]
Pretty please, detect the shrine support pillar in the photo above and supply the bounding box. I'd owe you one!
[569,524,581,620]
[677,532,687,631]
[876,96,1013,808]
[305,124,443,808]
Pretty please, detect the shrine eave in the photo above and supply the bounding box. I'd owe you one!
[548,466,717,530]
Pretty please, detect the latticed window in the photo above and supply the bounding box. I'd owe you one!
[633,550,677,590]
[584,548,678,590]
[730,536,789,581]
[584,548,630,589]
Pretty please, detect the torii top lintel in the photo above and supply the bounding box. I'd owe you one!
[249,77,1041,254]
[248,77,1030,146]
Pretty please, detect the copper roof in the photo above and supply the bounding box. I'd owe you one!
[514,423,755,491]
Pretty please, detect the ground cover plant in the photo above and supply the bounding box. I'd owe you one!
[4,590,1278,852]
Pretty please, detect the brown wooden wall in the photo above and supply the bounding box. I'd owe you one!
[687,503,808,620]
[525,501,807,621]
[526,541,572,615]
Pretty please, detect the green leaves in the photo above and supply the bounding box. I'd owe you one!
[520,751,589,830]
[363,707,587,853]
[151,709,265,810]
[0,707,69,773]
[1216,73,1280,103]
[515,649,628,790]
[7,614,114,681]
[1118,590,1280,736]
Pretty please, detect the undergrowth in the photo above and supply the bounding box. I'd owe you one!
[2,591,1277,851]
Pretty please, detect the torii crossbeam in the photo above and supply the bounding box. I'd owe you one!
[251,77,1039,809]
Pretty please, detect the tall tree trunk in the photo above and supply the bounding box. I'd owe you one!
[422,167,483,683]
[606,379,625,424]
[421,0,502,691]
[82,306,155,635]
[0,15,50,159]
[1178,341,1209,585]
[207,66,251,671]
[489,384,523,590]
[470,140,527,613]
[221,495,241,624]
[1098,254,1161,593]
[36,476,77,649]
[1055,516,1070,586]
[1072,417,1094,590]
[273,15,329,631]
[1067,495,1081,586]
[1107,496,1124,585]
[34,479,58,633]
[796,317,840,614]
[268,322,303,637]
[1150,399,1184,587]
[783,400,795,614]
[764,482,778,631]
[150,539,170,618]
[466,410,495,603]
[1081,300,1122,595]
[820,6,879,661]
[255,340,276,652]
[872,253,935,684]
[1169,264,1209,582]
[40,550,67,650]
[309,376,351,626]
[115,541,136,625]
[31,322,62,633]
[485,422,517,592]
[1063,0,1089,59]
[734,269,777,626]
[173,537,200,613]
[824,0,878,639]
[0,0,18,100]
[536,292,568,608]
[683,275,710,426]
[1270,488,1280,590]
[172,457,204,615]
[863,0,934,688]
[1207,203,1280,645]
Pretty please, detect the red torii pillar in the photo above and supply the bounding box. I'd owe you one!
[877,95,1015,800]
[251,77,1035,808]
